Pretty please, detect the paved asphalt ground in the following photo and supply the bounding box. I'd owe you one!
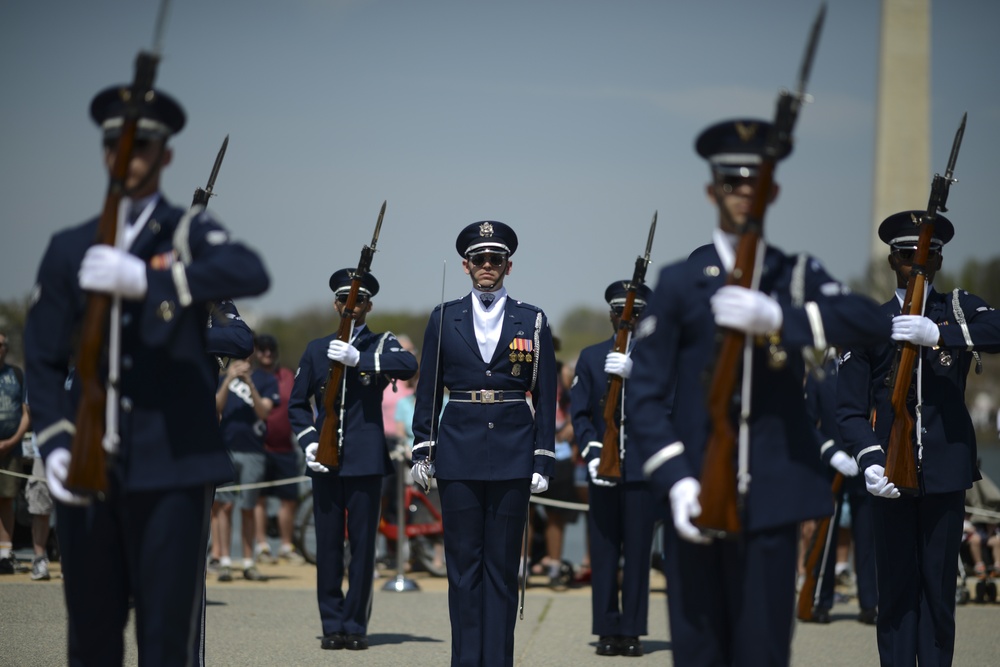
[3,558,1000,666]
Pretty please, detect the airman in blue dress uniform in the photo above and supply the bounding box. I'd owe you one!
[287,268,417,652]
[626,119,889,667]
[801,350,877,625]
[569,280,656,657]
[24,85,270,666]
[410,221,556,667]
[836,212,1000,666]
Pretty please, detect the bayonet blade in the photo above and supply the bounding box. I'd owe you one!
[150,0,173,56]
[795,3,826,98]
[944,112,967,181]
[204,135,229,196]
[370,200,387,250]
[644,211,657,263]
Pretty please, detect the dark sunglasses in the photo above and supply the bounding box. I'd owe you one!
[336,294,369,305]
[717,174,757,194]
[892,246,941,262]
[103,138,154,152]
[611,306,644,317]
[468,253,507,267]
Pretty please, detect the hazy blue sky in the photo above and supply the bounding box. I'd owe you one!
[2,0,998,332]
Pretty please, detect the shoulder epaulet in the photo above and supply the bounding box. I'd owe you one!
[510,299,544,315]
[436,297,465,312]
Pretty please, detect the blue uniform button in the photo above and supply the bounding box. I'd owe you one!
[122,355,133,370]
[486,370,492,377]
[488,422,495,429]
[158,301,175,321]
[120,397,133,413]
[122,313,132,327]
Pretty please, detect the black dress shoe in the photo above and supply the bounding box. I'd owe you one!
[620,636,644,657]
[808,609,832,624]
[857,608,877,625]
[595,635,620,656]
[321,632,346,650]
[345,634,369,650]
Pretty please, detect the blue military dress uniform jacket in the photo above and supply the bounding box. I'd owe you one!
[25,197,270,490]
[288,326,418,476]
[628,243,889,531]
[837,288,1000,494]
[411,294,556,480]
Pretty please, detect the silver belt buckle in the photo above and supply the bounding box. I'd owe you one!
[479,389,496,404]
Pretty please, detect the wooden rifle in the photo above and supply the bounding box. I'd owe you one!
[696,4,825,536]
[314,201,387,469]
[66,0,173,496]
[883,113,966,495]
[796,472,844,620]
[596,212,656,481]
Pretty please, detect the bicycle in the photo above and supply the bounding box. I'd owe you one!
[293,479,447,577]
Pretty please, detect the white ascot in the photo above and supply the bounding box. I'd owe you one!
[471,287,507,362]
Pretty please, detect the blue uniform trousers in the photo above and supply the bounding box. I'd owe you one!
[439,478,529,667]
[56,476,213,667]
[588,481,655,637]
[311,473,382,637]
[662,522,798,667]
[816,490,878,612]
[872,490,964,667]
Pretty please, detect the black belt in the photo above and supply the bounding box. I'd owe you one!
[449,390,527,404]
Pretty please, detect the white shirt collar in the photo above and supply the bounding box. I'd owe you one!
[472,286,507,312]
[712,228,739,273]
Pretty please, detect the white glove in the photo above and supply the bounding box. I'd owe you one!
[587,457,616,487]
[710,285,783,335]
[79,245,147,299]
[411,460,435,493]
[327,340,360,367]
[864,464,901,499]
[830,450,860,477]
[669,477,712,544]
[603,351,633,379]
[304,442,330,474]
[44,449,91,506]
[891,315,940,347]
[530,473,549,494]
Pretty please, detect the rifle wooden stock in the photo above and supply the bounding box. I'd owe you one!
[883,224,935,495]
[597,215,655,481]
[693,1,825,532]
[67,51,160,495]
[796,473,845,621]
[315,306,357,469]
[314,202,386,469]
[884,113,965,495]
[597,295,637,481]
[696,159,774,536]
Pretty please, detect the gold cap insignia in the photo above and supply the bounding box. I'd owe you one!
[735,121,758,143]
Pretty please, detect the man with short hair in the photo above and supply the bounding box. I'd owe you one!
[24,83,269,665]
[410,221,557,666]
[0,331,30,574]
[288,269,417,651]
[627,118,889,666]
[836,211,1000,665]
